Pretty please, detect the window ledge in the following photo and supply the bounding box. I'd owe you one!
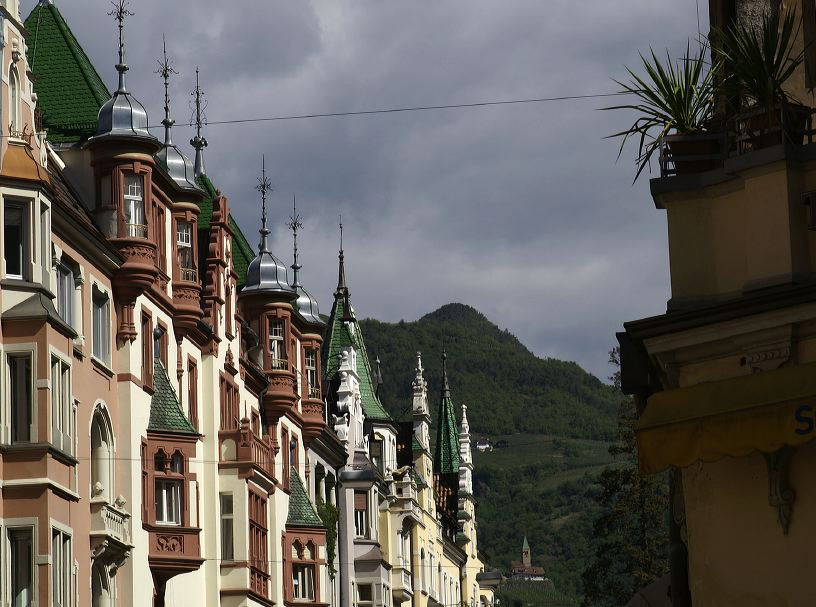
[91,355,114,378]
[0,441,79,466]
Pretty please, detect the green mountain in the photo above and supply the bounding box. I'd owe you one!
[359,303,617,439]
[360,303,620,601]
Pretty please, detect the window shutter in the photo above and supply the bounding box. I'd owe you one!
[354,491,367,510]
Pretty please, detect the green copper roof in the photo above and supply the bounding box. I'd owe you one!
[25,3,111,144]
[287,467,324,528]
[523,535,530,551]
[433,351,460,474]
[323,295,391,422]
[195,175,255,288]
[148,360,197,435]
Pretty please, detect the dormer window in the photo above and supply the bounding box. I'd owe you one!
[123,174,146,238]
[176,220,195,281]
[268,320,286,370]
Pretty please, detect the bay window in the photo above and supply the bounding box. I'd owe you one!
[123,174,146,238]
[4,202,26,279]
[155,451,184,525]
[177,220,195,281]
[268,319,286,369]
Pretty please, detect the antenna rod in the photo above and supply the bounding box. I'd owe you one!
[109,0,133,93]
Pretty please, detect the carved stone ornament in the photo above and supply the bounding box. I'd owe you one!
[156,534,184,552]
[745,345,791,373]
[764,445,796,534]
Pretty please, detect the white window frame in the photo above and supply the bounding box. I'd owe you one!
[292,563,315,601]
[3,348,35,444]
[305,350,318,397]
[176,220,194,272]
[91,284,111,364]
[356,582,372,607]
[268,320,285,368]
[3,199,27,280]
[56,262,74,326]
[50,353,72,454]
[6,522,36,607]
[123,174,146,238]
[155,479,182,525]
[51,526,73,607]
[220,493,234,561]
[354,491,369,539]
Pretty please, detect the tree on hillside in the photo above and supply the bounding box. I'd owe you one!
[580,348,668,607]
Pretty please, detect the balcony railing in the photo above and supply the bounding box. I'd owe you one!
[250,563,270,598]
[392,566,414,602]
[220,418,275,481]
[308,384,321,399]
[247,431,274,478]
[658,105,816,179]
[90,500,132,547]
[126,223,148,238]
[270,357,288,371]
[179,267,197,282]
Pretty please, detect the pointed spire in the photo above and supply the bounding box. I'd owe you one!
[156,35,177,146]
[441,342,451,397]
[336,215,347,296]
[255,155,273,254]
[108,0,133,94]
[190,67,208,177]
[373,356,383,396]
[288,194,303,288]
[434,344,460,474]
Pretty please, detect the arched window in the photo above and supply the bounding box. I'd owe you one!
[8,66,20,136]
[91,407,114,503]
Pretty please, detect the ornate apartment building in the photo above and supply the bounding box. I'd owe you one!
[0,2,498,607]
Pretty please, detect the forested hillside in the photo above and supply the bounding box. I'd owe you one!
[359,303,617,438]
[360,303,621,603]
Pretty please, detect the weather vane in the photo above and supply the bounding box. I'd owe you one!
[287,194,303,234]
[155,35,178,144]
[256,155,274,253]
[108,0,134,92]
[190,67,208,177]
[289,194,303,286]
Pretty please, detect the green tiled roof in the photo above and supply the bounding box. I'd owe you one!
[323,296,391,422]
[25,3,110,144]
[148,360,197,435]
[286,467,324,528]
[433,358,460,474]
[195,175,255,288]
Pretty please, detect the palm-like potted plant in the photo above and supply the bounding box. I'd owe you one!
[605,41,718,181]
[715,9,807,149]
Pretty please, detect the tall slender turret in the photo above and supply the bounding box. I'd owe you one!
[434,346,460,474]
[413,352,431,452]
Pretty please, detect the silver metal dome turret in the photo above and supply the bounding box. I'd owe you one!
[153,38,202,193]
[242,157,297,299]
[88,1,159,147]
[288,194,324,326]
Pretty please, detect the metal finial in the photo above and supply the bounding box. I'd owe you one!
[288,194,303,287]
[256,155,273,253]
[108,0,133,93]
[442,341,450,395]
[336,215,348,295]
[190,67,208,177]
[155,35,177,146]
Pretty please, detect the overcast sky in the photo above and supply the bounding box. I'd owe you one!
[34,0,708,380]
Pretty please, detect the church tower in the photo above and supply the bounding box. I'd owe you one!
[522,536,532,568]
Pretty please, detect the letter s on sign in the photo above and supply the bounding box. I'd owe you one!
[795,404,814,435]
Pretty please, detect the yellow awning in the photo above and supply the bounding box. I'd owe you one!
[636,362,816,474]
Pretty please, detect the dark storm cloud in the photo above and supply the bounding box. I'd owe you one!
[39,0,705,378]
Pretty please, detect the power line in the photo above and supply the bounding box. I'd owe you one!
[144,91,630,130]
